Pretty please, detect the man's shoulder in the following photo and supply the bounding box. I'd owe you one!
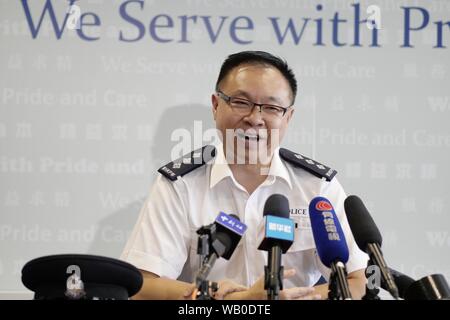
[157,145,216,181]
[279,147,337,181]
[157,145,338,182]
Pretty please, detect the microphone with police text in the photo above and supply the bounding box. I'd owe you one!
[384,268,450,300]
[195,212,247,294]
[258,194,294,300]
[344,195,399,299]
[309,196,352,300]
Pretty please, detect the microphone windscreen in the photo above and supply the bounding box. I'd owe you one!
[214,212,247,260]
[229,214,240,221]
[263,194,290,218]
[309,196,349,268]
[344,195,383,251]
[214,232,233,257]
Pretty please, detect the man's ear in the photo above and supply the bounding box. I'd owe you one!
[211,94,219,120]
[285,107,295,124]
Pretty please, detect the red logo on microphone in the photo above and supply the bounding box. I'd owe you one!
[316,200,333,211]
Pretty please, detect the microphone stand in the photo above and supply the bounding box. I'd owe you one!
[195,226,218,300]
[328,273,339,300]
[195,279,218,300]
[264,246,283,300]
[328,261,352,300]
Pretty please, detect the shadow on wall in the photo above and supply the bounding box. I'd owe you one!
[88,104,215,259]
[150,103,216,171]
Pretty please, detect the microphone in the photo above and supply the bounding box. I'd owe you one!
[385,269,450,300]
[309,196,352,300]
[344,195,399,299]
[195,212,247,287]
[258,194,294,300]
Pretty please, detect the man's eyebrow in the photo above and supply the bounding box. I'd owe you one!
[229,90,284,105]
[229,90,251,98]
[266,96,284,105]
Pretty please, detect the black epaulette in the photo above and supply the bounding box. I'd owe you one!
[279,148,337,181]
[158,145,216,181]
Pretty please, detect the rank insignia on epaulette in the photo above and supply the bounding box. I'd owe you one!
[279,148,337,181]
[158,145,216,181]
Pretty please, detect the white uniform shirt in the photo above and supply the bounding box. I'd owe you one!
[121,144,368,288]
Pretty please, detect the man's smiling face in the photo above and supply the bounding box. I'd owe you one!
[212,63,295,164]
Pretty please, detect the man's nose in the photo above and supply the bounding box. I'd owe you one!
[244,105,265,126]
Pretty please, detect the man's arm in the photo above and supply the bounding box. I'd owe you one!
[132,269,321,300]
[313,268,367,300]
[132,270,193,300]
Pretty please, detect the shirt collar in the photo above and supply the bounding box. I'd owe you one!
[210,143,234,188]
[209,144,293,190]
[266,146,293,189]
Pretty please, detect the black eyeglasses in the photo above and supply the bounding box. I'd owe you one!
[216,91,292,118]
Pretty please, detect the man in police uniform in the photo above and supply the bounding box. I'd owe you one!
[121,51,368,300]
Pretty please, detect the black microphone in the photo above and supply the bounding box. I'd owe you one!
[386,268,450,300]
[195,212,247,286]
[344,195,399,299]
[258,194,294,300]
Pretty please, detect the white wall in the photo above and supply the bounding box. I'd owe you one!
[1,0,449,296]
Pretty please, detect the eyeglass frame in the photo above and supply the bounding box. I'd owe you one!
[216,90,293,118]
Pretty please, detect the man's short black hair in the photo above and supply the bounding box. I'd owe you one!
[215,51,298,104]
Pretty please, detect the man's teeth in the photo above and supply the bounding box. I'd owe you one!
[236,131,259,141]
